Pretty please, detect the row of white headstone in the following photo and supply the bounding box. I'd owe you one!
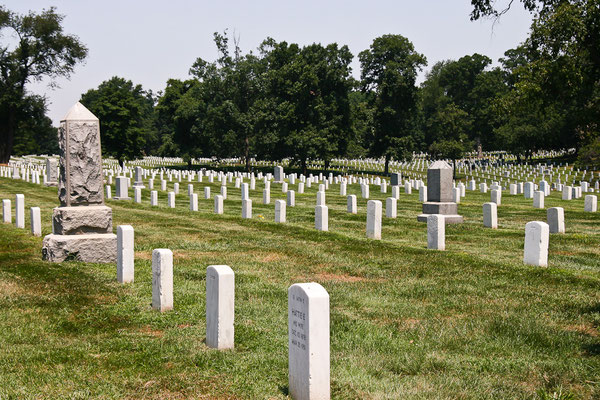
[116,225,329,400]
[2,194,41,237]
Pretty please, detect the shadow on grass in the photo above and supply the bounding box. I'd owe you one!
[0,225,135,335]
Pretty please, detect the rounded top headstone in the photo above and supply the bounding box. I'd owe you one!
[62,102,98,121]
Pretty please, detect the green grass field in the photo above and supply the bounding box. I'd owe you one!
[0,176,599,399]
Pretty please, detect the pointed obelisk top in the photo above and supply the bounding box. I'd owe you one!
[62,102,98,121]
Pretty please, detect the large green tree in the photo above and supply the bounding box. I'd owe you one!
[472,0,599,162]
[11,94,58,156]
[80,76,155,166]
[255,39,354,173]
[359,34,426,173]
[0,6,87,163]
[493,1,599,159]
[420,55,507,154]
[189,31,264,170]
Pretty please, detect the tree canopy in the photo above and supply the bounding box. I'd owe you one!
[359,34,426,173]
[0,6,87,163]
[80,76,155,166]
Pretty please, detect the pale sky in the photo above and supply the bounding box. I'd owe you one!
[3,0,533,126]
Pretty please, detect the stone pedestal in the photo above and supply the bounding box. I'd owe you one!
[42,233,116,263]
[42,102,116,263]
[418,160,463,224]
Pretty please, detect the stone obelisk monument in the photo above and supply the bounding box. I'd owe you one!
[42,102,117,263]
[417,160,463,224]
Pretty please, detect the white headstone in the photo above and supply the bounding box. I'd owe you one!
[491,189,501,205]
[420,186,428,202]
[347,195,357,214]
[524,221,549,267]
[315,205,328,231]
[15,194,24,229]
[385,197,397,218]
[30,207,41,236]
[316,191,326,206]
[533,191,544,209]
[427,214,445,250]
[242,199,252,219]
[3,199,11,224]
[152,248,173,311]
[190,193,198,211]
[150,190,158,206]
[134,187,142,203]
[287,190,296,207]
[584,195,597,212]
[275,200,286,223]
[366,200,382,240]
[547,207,565,234]
[288,283,330,400]
[206,265,235,350]
[214,195,224,214]
[483,202,497,229]
[117,225,134,283]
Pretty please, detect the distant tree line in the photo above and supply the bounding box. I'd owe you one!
[3,2,598,169]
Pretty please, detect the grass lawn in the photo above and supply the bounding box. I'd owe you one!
[0,176,599,399]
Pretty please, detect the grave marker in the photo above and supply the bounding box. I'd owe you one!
[524,221,549,267]
[288,283,330,400]
[117,225,134,283]
[152,249,173,311]
[43,103,117,263]
[206,265,235,350]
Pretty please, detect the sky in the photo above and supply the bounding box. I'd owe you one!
[3,0,534,126]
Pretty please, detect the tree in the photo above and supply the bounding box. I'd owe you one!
[472,0,599,158]
[421,55,507,152]
[493,1,599,157]
[0,6,87,163]
[255,39,353,174]
[427,103,472,177]
[11,94,58,156]
[154,78,205,165]
[189,31,264,170]
[359,34,426,174]
[80,77,155,166]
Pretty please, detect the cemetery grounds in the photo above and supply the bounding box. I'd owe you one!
[0,162,599,399]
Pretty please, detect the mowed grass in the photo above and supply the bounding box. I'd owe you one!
[0,176,599,399]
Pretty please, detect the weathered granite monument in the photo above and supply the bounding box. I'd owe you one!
[417,160,463,224]
[42,102,117,263]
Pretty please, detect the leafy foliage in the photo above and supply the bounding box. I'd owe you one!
[359,34,426,172]
[0,6,87,163]
[80,77,155,165]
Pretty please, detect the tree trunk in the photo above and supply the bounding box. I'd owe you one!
[453,158,457,180]
[324,159,330,172]
[384,154,390,175]
[0,107,17,164]
[302,158,307,176]
[187,158,192,169]
[245,135,250,172]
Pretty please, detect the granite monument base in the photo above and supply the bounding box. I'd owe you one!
[42,233,117,263]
